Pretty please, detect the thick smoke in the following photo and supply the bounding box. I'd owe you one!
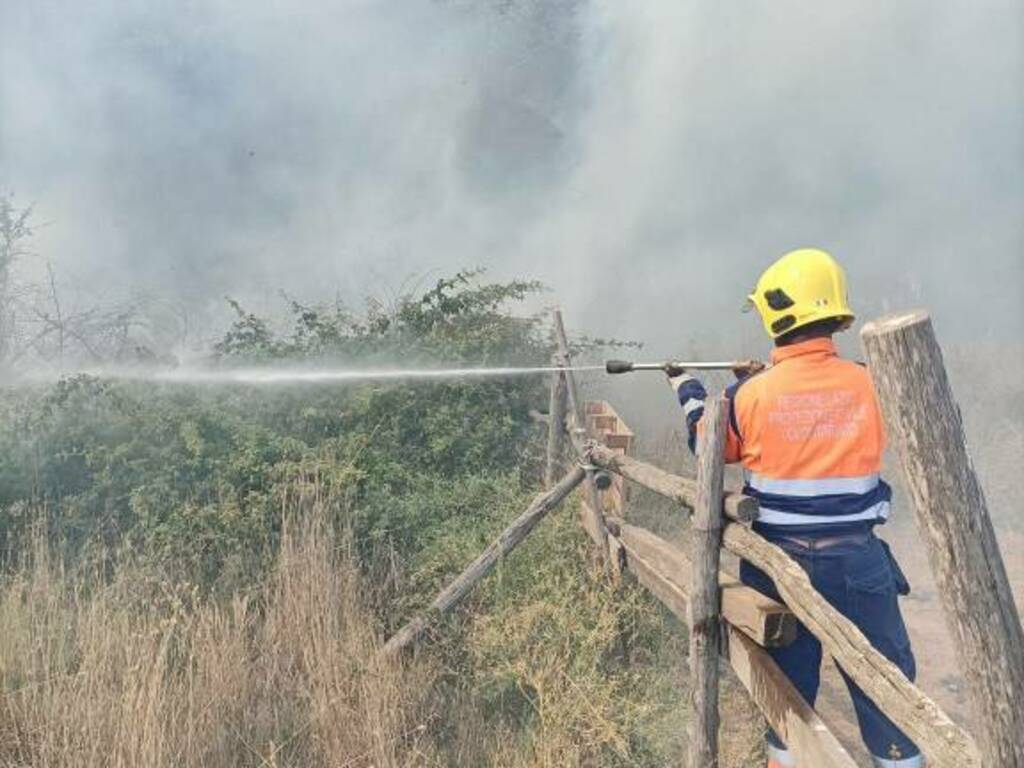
[538,1,1024,358]
[2,0,1020,355]
[1,1,589,338]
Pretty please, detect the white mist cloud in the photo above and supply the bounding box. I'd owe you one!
[528,1,1023,355]
[1,0,1021,354]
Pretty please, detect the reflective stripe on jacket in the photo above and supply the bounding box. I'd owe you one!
[680,337,891,532]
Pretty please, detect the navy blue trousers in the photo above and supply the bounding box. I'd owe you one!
[740,530,922,762]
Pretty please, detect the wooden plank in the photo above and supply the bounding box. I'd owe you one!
[605,475,627,515]
[596,405,633,519]
[586,442,757,523]
[608,535,625,586]
[862,310,1024,768]
[720,580,796,649]
[723,522,980,767]
[621,532,690,619]
[725,625,858,768]
[610,520,796,648]
[582,407,630,517]
[689,396,727,768]
[603,434,633,451]
[578,501,608,549]
[584,400,635,454]
[383,465,586,656]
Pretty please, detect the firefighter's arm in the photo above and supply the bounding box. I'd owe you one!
[668,373,743,462]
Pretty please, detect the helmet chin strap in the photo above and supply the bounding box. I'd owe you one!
[774,318,845,347]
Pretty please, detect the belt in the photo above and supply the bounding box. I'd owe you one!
[775,531,871,550]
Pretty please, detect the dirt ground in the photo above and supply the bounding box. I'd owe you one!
[813,523,1024,765]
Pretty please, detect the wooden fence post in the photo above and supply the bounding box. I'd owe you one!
[552,309,609,562]
[552,309,587,450]
[862,310,1024,767]
[545,363,567,488]
[689,396,727,768]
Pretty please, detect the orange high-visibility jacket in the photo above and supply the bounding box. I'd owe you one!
[680,337,891,532]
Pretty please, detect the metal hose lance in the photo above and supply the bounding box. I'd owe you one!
[605,359,764,375]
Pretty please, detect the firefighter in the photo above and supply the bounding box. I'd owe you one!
[671,248,922,767]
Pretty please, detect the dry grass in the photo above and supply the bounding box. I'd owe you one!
[0,508,439,768]
[0,492,766,768]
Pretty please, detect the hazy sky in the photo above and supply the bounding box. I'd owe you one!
[2,0,1021,356]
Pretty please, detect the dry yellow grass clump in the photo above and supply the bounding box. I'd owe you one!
[0,510,438,768]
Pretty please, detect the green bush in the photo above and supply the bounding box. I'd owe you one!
[0,272,552,584]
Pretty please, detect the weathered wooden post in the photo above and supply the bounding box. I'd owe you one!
[544,362,567,488]
[688,395,727,768]
[552,309,609,562]
[862,310,1024,767]
[552,309,585,446]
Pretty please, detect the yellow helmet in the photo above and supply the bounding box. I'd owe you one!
[745,248,854,339]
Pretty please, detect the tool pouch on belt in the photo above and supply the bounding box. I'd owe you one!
[878,539,911,596]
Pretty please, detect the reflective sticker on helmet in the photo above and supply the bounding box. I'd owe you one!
[764,289,795,310]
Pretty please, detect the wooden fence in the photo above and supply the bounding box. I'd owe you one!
[386,309,1024,768]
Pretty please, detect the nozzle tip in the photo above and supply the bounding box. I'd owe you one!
[605,360,633,374]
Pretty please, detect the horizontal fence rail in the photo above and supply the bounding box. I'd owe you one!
[585,442,757,523]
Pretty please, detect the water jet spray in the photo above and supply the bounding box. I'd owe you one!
[89,364,607,386]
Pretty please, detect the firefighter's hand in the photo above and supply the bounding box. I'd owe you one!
[664,363,688,379]
[732,360,766,381]
[666,369,693,393]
